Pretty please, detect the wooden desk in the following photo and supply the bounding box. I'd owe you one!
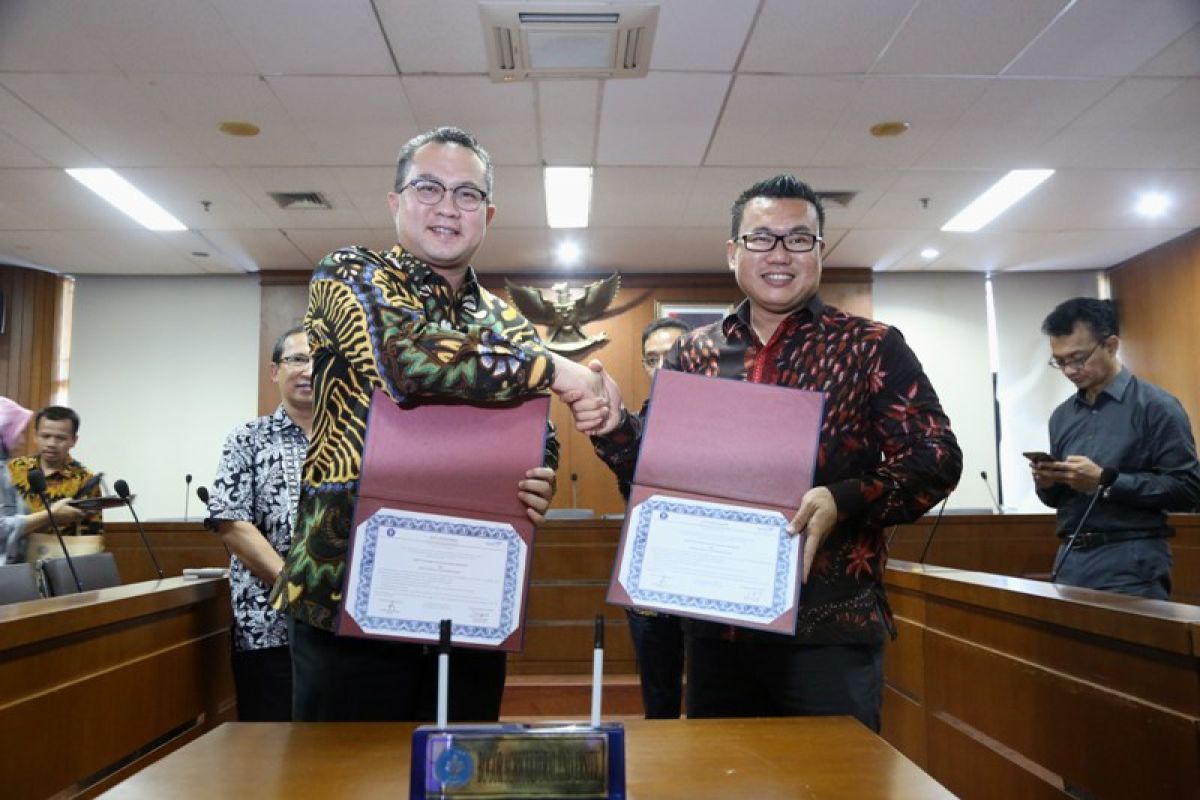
[100,717,953,799]
[0,577,235,799]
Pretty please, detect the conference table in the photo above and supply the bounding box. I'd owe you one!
[100,717,954,799]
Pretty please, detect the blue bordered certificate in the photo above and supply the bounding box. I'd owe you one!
[615,494,800,626]
[343,507,527,647]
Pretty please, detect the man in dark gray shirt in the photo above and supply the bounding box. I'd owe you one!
[1033,297,1200,599]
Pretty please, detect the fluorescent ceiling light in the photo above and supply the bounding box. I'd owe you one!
[544,167,592,228]
[941,169,1054,233]
[65,168,186,231]
[1134,192,1170,218]
[555,240,582,265]
[920,247,940,260]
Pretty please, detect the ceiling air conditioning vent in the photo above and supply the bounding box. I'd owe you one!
[269,192,332,210]
[816,191,858,208]
[480,2,659,82]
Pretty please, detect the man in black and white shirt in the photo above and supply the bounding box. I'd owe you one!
[208,327,312,720]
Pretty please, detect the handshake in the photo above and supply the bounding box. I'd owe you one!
[548,353,624,437]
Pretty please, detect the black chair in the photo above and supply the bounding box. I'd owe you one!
[40,552,122,596]
[0,563,42,604]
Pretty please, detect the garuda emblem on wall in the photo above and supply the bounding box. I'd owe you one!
[505,273,620,357]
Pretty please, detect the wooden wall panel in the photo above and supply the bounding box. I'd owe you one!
[258,268,873,516]
[1109,227,1200,431]
[0,264,63,424]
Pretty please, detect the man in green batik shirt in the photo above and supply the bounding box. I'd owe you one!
[277,126,613,722]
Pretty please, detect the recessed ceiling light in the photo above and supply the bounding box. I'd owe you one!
[1134,192,1170,218]
[544,167,592,228]
[870,121,910,138]
[941,169,1054,233]
[920,248,940,260]
[65,168,187,231]
[555,240,582,265]
[219,121,260,137]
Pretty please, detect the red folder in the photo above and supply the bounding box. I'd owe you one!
[335,388,550,651]
[607,370,824,633]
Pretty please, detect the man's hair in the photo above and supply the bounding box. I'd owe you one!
[1041,297,1119,340]
[271,326,306,363]
[393,126,494,197]
[641,318,692,349]
[35,405,80,434]
[730,174,825,239]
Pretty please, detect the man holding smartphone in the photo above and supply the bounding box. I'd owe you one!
[1033,297,1200,599]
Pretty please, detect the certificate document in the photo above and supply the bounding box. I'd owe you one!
[344,508,527,647]
[618,495,799,625]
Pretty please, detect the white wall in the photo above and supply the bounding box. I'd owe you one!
[873,273,996,512]
[68,275,260,520]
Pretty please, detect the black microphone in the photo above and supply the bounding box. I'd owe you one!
[980,470,1003,515]
[74,472,104,499]
[28,468,83,592]
[196,486,218,533]
[1050,479,1111,585]
[115,479,164,579]
[918,496,950,564]
[183,474,193,522]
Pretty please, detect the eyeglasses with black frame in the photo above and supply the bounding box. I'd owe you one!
[735,231,823,253]
[399,178,488,212]
[1047,342,1101,371]
[277,354,312,368]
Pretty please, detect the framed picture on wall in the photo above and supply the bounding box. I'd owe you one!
[654,302,733,330]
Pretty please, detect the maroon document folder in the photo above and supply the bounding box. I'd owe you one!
[606,370,824,633]
[336,388,550,651]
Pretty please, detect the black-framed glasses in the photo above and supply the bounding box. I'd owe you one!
[735,231,823,253]
[399,178,488,212]
[277,354,312,368]
[1048,343,1099,371]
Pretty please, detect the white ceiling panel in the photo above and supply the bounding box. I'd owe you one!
[487,166,546,230]
[267,76,420,166]
[856,169,1015,232]
[120,167,274,231]
[0,229,207,274]
[379,0,490,74]
[402,77,539,165]
[875,0,1068,76]
[585,227,729,272]
[993,229,1191,272]
[706,75,857,166]
[0,169,145,230]
[0,1,120,73]
[0,133,46,168]
[199,229,309,272]
[740,0,912,74]
[827,228,934,271]
[1007,0,1200,77]
[328,166,397,228]
[0,85,95,167]
[211,0,395,76]
[2,73,207,168]
[953,78,1120,130]
[226,167,371,229]
[914,128,1058,170]
[591,167,697,228]
[651,0,758,71]
[1135,23,1200,77]
[538,81,600,165]
[598,72,730,166]
[83,0,257,75]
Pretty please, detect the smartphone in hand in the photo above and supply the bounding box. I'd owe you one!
[1023,450,1054,464]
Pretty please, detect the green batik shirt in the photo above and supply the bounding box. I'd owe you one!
[278,245,559,631]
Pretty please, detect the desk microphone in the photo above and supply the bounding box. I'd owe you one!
[918,496,950,564]
[183,473,193,522]
[28,468,83,592]
[1050,479,1111,584]
[980,470,1003,515]
[196,486,218,532]
[115,479,164,578]
[570,472,579,509]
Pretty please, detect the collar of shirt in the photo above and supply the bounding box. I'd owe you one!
[385,245,482,307]
[1072,366,1132,408]
[268,404,307,437]
[727,294,824,341]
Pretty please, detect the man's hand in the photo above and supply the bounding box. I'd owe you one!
[786,486,838,582]
[49,498,86,526]
[1035,455,1103,493]
[518,466,557,525]
[552,356,623,435]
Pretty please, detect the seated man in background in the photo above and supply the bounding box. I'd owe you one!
[207,326,313,720]
[0,405,101,563]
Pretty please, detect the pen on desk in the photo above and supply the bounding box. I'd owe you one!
[437,619,451,729]
[591,614,604,728]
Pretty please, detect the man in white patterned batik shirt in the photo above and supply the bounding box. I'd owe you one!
[208,327,312,720]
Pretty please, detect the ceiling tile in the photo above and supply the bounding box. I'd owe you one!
[1134,23,1200,76]
[591,167,697,228]
[825,228,931,271]
[651,0,757,71]
[598,72,730,166]
[226,167,370,229]
[740,0,912,74]
[379,0,489,74]
[282,228,395,265]
[487,166,546,230]
[539,81,600,165]
[85,0,257,75]
[402,76,539,165]
[199,229,310,272]
[0,85,95,167]
[0,0,120,73]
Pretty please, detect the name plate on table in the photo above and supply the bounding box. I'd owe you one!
[411,723,625,799]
